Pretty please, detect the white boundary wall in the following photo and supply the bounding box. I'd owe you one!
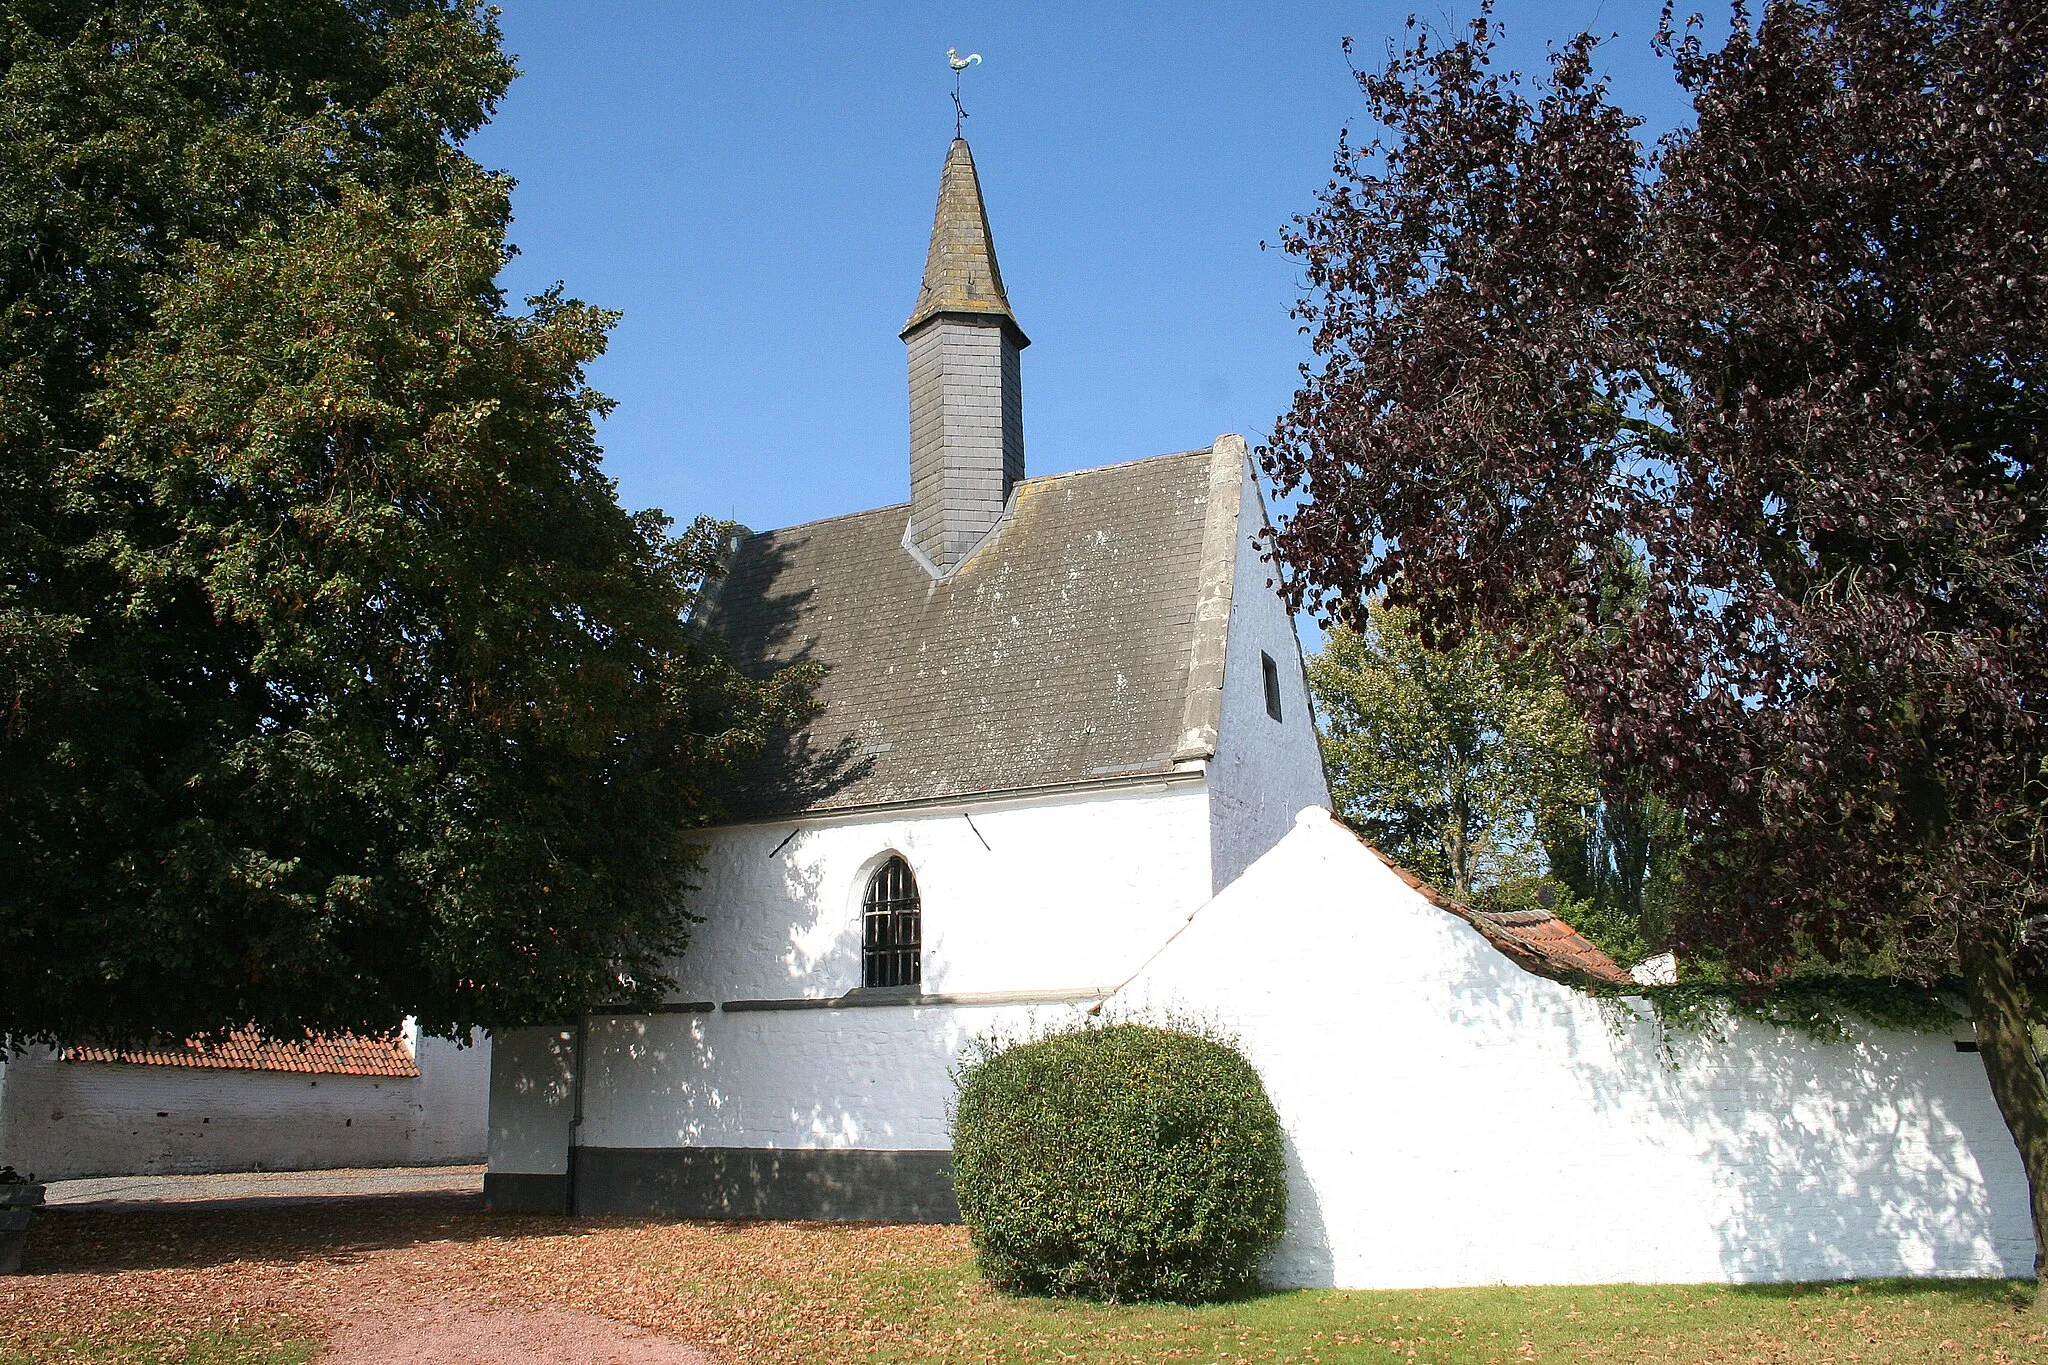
[1123,808,2036,1287]
[0,1032,490,1181]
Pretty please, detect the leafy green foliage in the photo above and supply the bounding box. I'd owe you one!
[1540,785,1686,957]
[1623,975,1965,1047]
[1308,605,1591,899]
[0,2,810,1044]
[950,1023,1287,1304]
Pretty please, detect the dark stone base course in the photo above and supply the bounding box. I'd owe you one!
[572,1146,960,1223]
[483,1171,570,1215]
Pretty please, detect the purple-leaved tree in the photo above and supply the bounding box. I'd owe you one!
[1266,0,2048,1279]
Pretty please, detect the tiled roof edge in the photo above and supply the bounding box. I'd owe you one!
[1328,817,1635,988]
[63,1030,422,1078]
[1173,436,1245,762]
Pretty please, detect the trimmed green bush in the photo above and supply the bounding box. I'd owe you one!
[950,1022,1288,1303]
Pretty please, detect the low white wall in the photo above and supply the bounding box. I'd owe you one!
[575,1000,1085,1154]
[0,1032,490,1181]
[1122,808,2036,1287]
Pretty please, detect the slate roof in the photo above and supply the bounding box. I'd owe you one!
[66,1030,421,1078]
[699,447,1237,820]
[902,137,1025,344]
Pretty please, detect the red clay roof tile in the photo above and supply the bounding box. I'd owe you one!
[65,1029,420,1078]
[1336,822,1636,988]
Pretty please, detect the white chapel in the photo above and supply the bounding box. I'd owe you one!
[485,137,2036,1288]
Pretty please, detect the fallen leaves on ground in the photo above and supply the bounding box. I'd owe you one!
[0,1197,2042,1364]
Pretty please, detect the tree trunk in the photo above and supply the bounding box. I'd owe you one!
[1958,924,2048,1292]
[1444,792,1474,900]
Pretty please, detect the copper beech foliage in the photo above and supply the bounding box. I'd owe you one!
[1268,0,2045,984]
[1268,0,2048,1272]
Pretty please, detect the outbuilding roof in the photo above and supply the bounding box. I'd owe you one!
[1372,855,1635,988]
[65,1030,421,1078]
[698,443,1243,821]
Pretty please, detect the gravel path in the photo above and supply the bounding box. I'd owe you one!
[13,1175,726,1362]
[47,1163,484,1211]
[320,1298,719,1364]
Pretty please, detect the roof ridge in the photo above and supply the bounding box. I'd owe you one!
[743,449,1212,542]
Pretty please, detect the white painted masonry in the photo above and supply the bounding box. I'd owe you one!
[1206,450,1330,891]
[1119,808,2036,1287]
[0,1033,490,1181]
[487,1026,576,1180]
[513,779,1216,1163]
[671,780,1211,1010]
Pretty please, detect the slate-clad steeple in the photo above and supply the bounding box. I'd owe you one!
[901,137,1027,577]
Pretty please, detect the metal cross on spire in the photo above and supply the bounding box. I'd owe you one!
[947,47,981,137]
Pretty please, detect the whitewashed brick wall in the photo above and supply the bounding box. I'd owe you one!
[0,1032,490,1181]
[1123,808,2035,1287]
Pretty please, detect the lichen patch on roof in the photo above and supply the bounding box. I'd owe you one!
[902,137,1023,342]
[66,1029,420,1078]
[699,448,1235,820]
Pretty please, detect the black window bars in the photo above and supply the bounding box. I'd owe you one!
[862,855,922,989]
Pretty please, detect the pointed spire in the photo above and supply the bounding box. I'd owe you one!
[902,138,1028,345]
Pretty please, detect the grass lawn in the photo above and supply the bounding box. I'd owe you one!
[0,1321,313,1365]
[0,1200,2038,1363]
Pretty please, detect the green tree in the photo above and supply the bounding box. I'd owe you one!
[1538,782,1686,965]
[1308,604,1591,901]
[0,1,809,1045]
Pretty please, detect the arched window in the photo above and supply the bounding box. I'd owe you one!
[862,855,922,989]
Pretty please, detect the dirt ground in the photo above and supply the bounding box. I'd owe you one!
[5,1192,2042,1365]
[320,1298,718,1363]
[0,1192,964,1364]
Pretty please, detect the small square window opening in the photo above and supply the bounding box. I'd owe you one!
[1261,652,1283,722]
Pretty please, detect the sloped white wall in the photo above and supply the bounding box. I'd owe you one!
[1206,459,1329,892]
[1121,808,2035,1287]
[0,1033,490,1181]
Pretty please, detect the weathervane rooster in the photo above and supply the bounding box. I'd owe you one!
[948,48,982,136]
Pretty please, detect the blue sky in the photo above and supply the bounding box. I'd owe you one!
[470,2,1719,537]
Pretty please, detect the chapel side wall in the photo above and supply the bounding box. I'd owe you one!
[1207,461,1329,892]
[0,1038,488,1181]
[1125,811,2036,1288]
[573,782,1212,1153]
[667,781,1212,1008]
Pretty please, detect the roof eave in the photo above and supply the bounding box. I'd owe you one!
[899,307,1030,349]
